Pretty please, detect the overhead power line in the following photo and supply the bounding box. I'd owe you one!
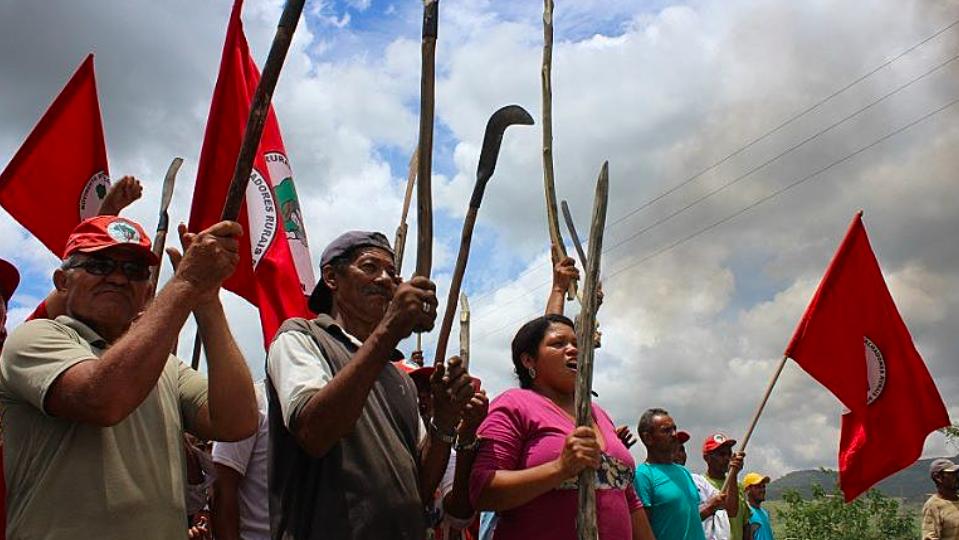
[463,17,959,311]
[469,51,959,326]
[474,95,959,341]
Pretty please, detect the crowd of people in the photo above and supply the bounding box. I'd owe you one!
[0,179,956,540]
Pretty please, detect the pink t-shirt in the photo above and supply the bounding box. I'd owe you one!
[470,388,641,539]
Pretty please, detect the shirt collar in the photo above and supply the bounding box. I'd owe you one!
[55,315,108,349]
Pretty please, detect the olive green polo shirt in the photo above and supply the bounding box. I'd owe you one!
[0,316,208,539]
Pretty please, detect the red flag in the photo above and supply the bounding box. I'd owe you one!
[190,0,313,345]
[785,212,950,501]
[0,54,110,256]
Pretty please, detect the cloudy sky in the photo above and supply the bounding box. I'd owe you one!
[2,0,958,479]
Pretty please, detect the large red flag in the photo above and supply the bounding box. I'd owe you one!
[785,213,950,501]
[190,0,313,345]
[0,54,110,256]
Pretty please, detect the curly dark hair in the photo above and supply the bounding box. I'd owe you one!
[510,314,575,388]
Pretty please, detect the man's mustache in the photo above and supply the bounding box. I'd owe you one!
[362,285,392,298]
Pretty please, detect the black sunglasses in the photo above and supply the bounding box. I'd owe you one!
[65,257,152,282]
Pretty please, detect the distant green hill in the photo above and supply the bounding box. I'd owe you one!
[766,454,957,505]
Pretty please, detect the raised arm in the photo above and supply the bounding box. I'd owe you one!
[285,277,436,458]
[545,255,578,316]
[45,221,243,427]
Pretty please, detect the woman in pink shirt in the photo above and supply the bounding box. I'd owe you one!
[470,314,654,539]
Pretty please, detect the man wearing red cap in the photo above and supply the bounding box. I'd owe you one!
[701,433,747,540]
[0,216,258,539]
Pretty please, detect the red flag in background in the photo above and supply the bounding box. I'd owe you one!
[0,54,110,256]
[785,213,950,501]
[190,0,313,345]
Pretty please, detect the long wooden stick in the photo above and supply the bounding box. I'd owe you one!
[720,355,789,494]
[541,0,576,300]
[394,149,418,274]
[459,293,470,369]
[575,161,609,540]
[149,157,183,294]
[220,0,305,221]
[415,0,438,278]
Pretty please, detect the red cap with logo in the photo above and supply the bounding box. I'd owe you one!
[702,432,736,454]
[63,216,159,265]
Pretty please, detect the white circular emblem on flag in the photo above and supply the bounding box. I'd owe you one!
[864,337,887,405]
[79,171,111,220]
[246,167,277,270]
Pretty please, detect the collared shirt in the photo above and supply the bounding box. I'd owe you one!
[0,316,208,540]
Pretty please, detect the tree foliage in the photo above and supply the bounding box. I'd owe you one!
[940,422,959,451]
[776,484,916,540]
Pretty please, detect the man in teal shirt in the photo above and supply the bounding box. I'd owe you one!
[634,408,706,540]
[744,472,774,540]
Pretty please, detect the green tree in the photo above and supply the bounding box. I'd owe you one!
[776,484,916,540]
[940,422,959,451]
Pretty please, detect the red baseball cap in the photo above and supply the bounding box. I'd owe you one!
[677,430,690,444]
[702,432,736,454]
[0,258,20,303]
[63,216,159,265]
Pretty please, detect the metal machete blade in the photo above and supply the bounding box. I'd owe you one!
[476,105,534,186]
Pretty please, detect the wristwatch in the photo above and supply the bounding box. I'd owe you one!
[429,419,457,445]
[455,436,480,453]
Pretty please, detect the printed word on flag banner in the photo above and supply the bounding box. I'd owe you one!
[785,212,950,501]
[190,0,312,345]
[0,54,110,256]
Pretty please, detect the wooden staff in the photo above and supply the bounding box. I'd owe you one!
[149,157,183,295]
[220,0,306,221]
[574,161,609,540]
[394,150,418,275]
[415,0,439,279]
[459,293,470,369]
[541,0,576,300]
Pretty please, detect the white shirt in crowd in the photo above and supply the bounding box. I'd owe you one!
[692,472,731,540]
[212,381,270,540]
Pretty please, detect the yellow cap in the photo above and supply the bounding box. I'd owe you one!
[742,472,770,489]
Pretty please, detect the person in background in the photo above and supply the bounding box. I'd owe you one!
[634,409,705,540]
[699,433,745,540]
[471,314,653,539]
[922,458,959,540]
[212,381,269,540]
[742,473,772,540]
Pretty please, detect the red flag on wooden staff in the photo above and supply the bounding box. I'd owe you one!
[785,212,950,501]
[190,0,313,345]
[0,54,110,256]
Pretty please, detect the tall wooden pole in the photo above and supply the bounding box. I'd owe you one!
[720,355,789,495]
[415,0,438,279]
[575,162,609,540]
[394,149,418,274]
[220,0,306,221]
[542,0,576,300]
